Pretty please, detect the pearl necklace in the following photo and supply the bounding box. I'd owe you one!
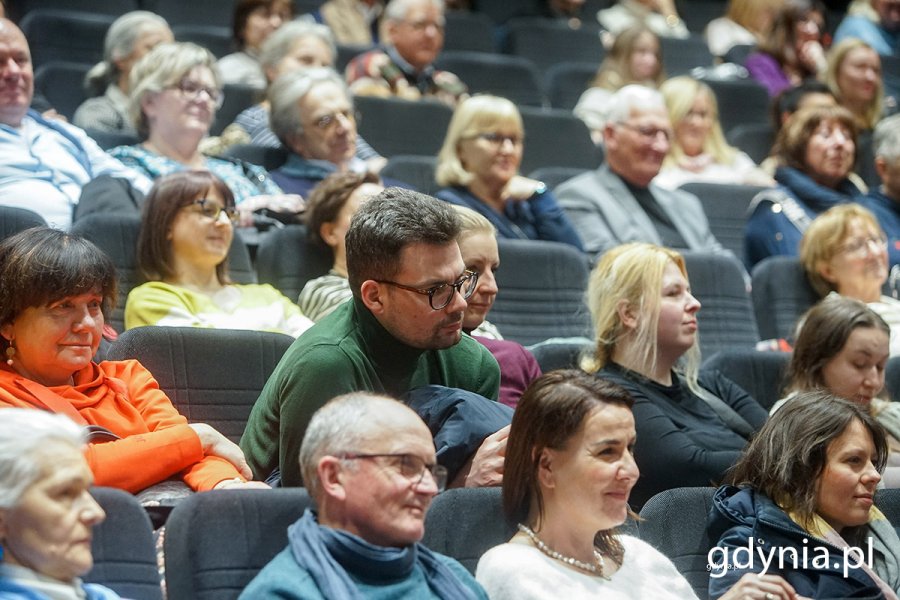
[517,524,610,579]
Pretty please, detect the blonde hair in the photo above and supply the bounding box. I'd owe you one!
[824,38,884,131]
[660,76,737,168]
[435,95,523,188]
[725,0,784,38]
[451,204,496,238]
[799,203,885,297]
[590,25,665,90]
[583,243,701,391]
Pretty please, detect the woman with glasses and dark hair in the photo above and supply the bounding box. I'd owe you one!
[435,95,583,250]
[125,170,313,336]
[109,42,304,224]
[799,203,900,355]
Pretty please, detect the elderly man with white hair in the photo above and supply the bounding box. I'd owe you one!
[862,115,900,267]
[239,392,488,599]
[556,84,726,260]
[344,0,467,106]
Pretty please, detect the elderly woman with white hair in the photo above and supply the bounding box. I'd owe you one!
[0,409,119,599]
[109,42,303,222]
[434,94,583,250]
[73,11,173,135]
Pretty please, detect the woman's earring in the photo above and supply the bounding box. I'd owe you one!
[5,342,14,366]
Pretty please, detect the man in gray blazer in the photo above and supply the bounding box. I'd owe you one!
[556,85,725,260]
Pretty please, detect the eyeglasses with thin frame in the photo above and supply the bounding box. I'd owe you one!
[616,122,672,143]
[467,132,524,148]
[375,270,478,310]
[311,109,360,131]
[184,199,239,223]
[339,453,448,492]
[167,79,224,109]
[402,19,445,33]
[839,234,888,259]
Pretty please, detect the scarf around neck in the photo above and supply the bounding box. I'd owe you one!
[287,509,477,600]
[774,166,862,214]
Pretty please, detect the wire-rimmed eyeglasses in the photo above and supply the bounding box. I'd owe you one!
[339,453,448,492]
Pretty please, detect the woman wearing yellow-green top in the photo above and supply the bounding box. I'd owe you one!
[125,170,313,336]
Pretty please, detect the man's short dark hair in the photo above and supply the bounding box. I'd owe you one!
[345,188,460,297]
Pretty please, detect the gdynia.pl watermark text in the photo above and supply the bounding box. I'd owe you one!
[708,537,874,578]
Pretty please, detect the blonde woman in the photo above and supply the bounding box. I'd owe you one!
[655,76,774,190]
[584,242,766,507]
[435,95,583,250]
[705,0,784,57]
[825,38,887,131]
[574,25,665,143]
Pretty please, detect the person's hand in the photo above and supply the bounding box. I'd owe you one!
[213,479,270,490]
[41,108,67,122]
[365,156,388,175]
[797,40,826,74]
[237,194,306,226]
[718,573,804,600]
[502,176,545,203]
[464,425,510,488]
[189,423,253,479]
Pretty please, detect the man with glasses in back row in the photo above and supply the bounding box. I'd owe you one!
[556,85,728,261]
[240,392,487,599]
[241,187,506,488]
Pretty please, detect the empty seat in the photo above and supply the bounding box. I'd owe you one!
[435,50,546,107]
[33,61,91,121]
[173,24,233,59]
[381,155,440,197]
[506,18,604,71]
[354,95,453,157]
[703,78,771,137]
[490,238,592,346]
[106,327,294,442]
[0,206,48,241]
[678,182,768,259]
[885,356,900,402]
[750,255,819,341]
[682,251,759,356]
[164,489,313,600]
[638,487,717,599]
[142,0,236,28]
[256,224,333,301]
[702,349,791,411]
[14,0,139,20]
[85,487,163,600]
[519,106,603,173]
[659,35,713,75]
[20,9,114,68]
[544,61,599,110]
[726,123,775,165]
[444,10,496,53]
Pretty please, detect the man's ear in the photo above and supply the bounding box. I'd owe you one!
[317,457,348,502]
[616,299,638,331]
[875,156,888,183]
[359,280,385,314]
[320,222,339,248]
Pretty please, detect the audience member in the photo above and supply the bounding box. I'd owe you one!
[268,69,400,196]
[435,95,583,250]
[825,38,889,131]
[574,25,665,144]
[745,0,828,97]
[557,85,726,260]
[218,0,293,88]
[863,114,900,265]
[239,393,487,599]
[315,0,385,46]
[126,170,313,336]
[299,172,384,321]
[453,205,542,409]
[0,18,151,230]
[745,105,864,268]
[705,0,784,58]
[774,296,900,487]
[583,242,766,508]
[655,76,774,190]
[0,228,264,494]
[73,11,173,135]
[771,79,837,136]
[110,42,302,222]
[345,0,467,106]
[476,370,796,600]
[833,0,900,57]
[799,203,900,352]
[597,0,689,39]
[241,188,504,487]
[0,409,121,600]
[709,391,900,598]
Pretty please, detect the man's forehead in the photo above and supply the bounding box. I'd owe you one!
[627,105,668,124]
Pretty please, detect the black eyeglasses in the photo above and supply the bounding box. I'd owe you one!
[340,453,448,492]
[185,199,238,223]
[375,270,478,310]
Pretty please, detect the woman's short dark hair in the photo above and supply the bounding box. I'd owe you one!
[305,171,381,250]
[137,170,235,285]
[788,295,890,395]
[232,0,293,48]
[0,228,117,351]
[729,390,887,545]
[503,370,634,566]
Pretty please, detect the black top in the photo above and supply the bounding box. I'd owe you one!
[624,180,688,249]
